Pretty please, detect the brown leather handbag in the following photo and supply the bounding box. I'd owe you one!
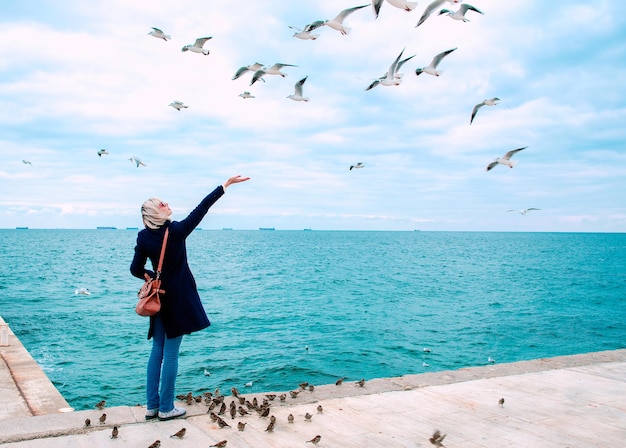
[135,228,169,316]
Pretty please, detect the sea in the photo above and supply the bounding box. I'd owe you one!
[1,229,625,411]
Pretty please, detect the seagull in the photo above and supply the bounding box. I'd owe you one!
[181,37,212,55]
[470,97,500,124]
[287,76,309,101]
[97,149,109,157]
[148,27,171,41]
[232,62,264,81]
[244,381,253,387]
[169,100,188,111]
[250,63,297,86]
[507,208,541,215]
[350,162,365,170]
[238,91,255,99]
[365,50,415,90]
[439,3,484,21]
[485,146,526,171]
[488,356,496,363]
[22,160,32,165]
[366,49,414,90]
[423,362,430,367]
[372,0,419,19]
[288,24,321,40]
[75,287,91,295]
[416,0,463,27]
[415,48,457,76]
[322,4,369,35]
[204,369,211,376]
[129,156,146,167]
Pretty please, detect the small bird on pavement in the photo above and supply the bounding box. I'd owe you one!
[111,426,118,439]
[217,416,230,428]
[307,435,322,445]
[99,413,107,424]
[305,412,313,422]
[84,418,91,427]
[317,405,323,414]
[288,413,294,423]
[499,397,505,407]
[237,421,246,431]
[170,428,186,439]
[95,400,106,410]
[336,376,347,385]
[356,379,365,387]
[210,441,227,448]
[430,430,447,447]
[265,421,275,432]
[290,390,301,398]
[231,387,240,397]
[148,441,161,448]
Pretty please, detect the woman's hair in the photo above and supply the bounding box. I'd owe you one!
[141,198,171,229]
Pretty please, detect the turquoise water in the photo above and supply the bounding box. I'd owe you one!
[1,230,625,411]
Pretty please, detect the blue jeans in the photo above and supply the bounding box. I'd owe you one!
[147,314,183,413]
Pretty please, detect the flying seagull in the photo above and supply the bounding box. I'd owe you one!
[97,149,109,157]
[22,160,32,165]
[372,0,419,19]
[415,47,457,76]
[507,208,541,215]
[169,100,188,111]
[238,91,255,99]
[350,162,365,170]
[181,37,212,55]
[129,156,146,167]
[366,48,414,90]
[439,3,484,21]
[416,0,463,27]
[250,63,297,86]
[232,62,264,81]
[485,147,527,171]
[289,21,323,40]
[470,97,500,124]
[322,4,369,35]
[148,27,171,41]
[287,76,309,101]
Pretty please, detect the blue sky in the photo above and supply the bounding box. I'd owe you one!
[1,0,625,231]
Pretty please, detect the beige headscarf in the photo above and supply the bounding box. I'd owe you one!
[141,198,171,229]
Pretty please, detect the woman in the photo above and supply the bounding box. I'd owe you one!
[130,175,250,421]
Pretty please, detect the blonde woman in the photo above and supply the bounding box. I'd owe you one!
[130,175,249,421]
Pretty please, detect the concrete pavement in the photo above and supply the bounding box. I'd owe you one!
[1,315,625,447]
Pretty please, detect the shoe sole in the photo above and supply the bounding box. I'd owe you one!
[158,412,186,421]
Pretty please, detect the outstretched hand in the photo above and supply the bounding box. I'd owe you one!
[224,175,251,189]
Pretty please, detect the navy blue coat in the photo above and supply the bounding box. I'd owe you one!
[130,186,224,339]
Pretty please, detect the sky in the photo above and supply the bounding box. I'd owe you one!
[1,0,625,231]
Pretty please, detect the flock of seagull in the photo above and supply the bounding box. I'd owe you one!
[20,1,539,215]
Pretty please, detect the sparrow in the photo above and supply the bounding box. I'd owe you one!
[270,415,277,424]
[317,405,323,414]
[305,412,313,422]
[231,387,240,397]
[210,441,228,448]
[288,413,295,424]
[238,406,249,416]
[84,418,91,427]
[170,428,186,439]
[308,385,315,392]
[230,405,237,419]
[307,435,322,445]
[148,441,161,448]
[259,406,270,418]
[237,421,246,431]
[279,394,287,402]
[95,400,106,410]
[356,379,365,387]
[335,376,347,385]
[499,397,505,407]
[217,416,231,428]
[299,382,310,390]
[290,390,301,398]
[265,394,276,401]
[97,149,109,157]
[265,420,275,432]
[99,413,107,424]
[111,426,118,439]
[430,430,447,447]
[209,412,218,421]
[218,402,227,415]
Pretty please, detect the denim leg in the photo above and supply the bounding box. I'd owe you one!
[159,328,183,413]
[146,315,165,411]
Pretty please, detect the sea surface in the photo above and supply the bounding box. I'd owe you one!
[1,229,625,411]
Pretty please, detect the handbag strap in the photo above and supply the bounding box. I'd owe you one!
[155,228,169,280]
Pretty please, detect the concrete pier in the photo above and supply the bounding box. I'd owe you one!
[1,316,625,447]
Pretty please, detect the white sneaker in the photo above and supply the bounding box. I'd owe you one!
[158,406,186,421]
[145,408,158,420]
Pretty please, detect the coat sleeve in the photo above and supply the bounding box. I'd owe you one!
[175,186,225,237]
[130,235,155,280]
